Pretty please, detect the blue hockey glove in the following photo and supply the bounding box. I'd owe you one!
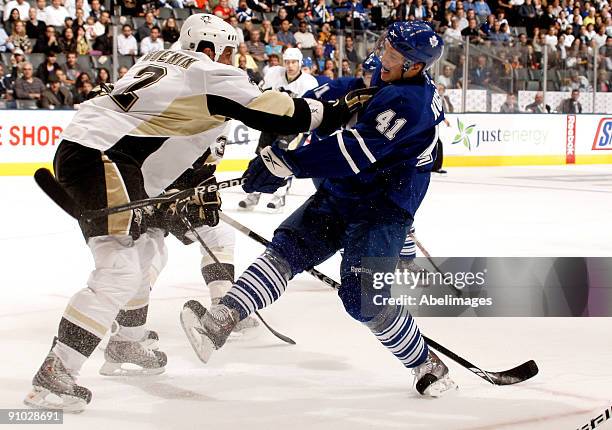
[242,145,292,193]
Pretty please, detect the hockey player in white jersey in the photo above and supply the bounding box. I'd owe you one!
[238,48,319,212]
[25,13,360,412]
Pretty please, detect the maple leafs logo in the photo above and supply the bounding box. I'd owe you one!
[429,36,439,47]
[451,118,477,150]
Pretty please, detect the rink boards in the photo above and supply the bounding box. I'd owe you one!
[0,111,611,175]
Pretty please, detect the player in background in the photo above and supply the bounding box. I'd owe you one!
[181,21,458,397]
[238,48,319,213]
[25,13,356,412]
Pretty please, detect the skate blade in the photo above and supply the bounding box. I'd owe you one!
[180,307,215,364]
[99,361,165,377]
[266,206,284,214]
[237,205,256,211]
[24,386,87,413]
[423,375,459,397]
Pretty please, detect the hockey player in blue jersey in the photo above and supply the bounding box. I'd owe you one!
[180,21,458,397]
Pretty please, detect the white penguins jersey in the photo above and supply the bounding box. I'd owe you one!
[61,49,307,196]
[261,66,319,97]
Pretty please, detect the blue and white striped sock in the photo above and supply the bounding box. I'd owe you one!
[399,226,416,260]
[369,305,428,368]
[221,252,290,320]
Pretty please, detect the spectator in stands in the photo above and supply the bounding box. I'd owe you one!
[470,55,491,88]
[66,0,89,19]
[227,16,244,44]
[323,58,336,77]
[54,67,71,89]
[92,24,112,54]
[161,17,179,44]
[74,79,92,104]
[95,67,109,85]
[33,0,46,21]
[340,59,351,76]
[260,19,274,43]
[437,64,455,88]
[237,54,262,83]
[246,29,266,62]
[26,7,45,39]
[294,20,317,48]
[10,48,26,75]
[36,51,60,83]
[438,83,454,113]
[461,17,484,43]
[261,52,279,75]
[473,0,491,18]
[568,70,591,91]
[62,51,81,85]
[518,0,537,34]
[213,0,234,22]
[277,19,297,47]
[592,25,607,49]
[140,25,163,54]
[75,25,89,54]
[4,8,21,35]
[92,11,111,39]
[45,0,70,27]
[311,0,330,26]
[74,70,90,92]
[272,7,289,32]
[318,22,332,44]
[233,42,258,69]
[89,0,103,20]
[40,75,73,108]
[236,0,253,23]
[3,0,29,23]
[137,12,156,42]
[14,62,45,101]
[344,34,360,63]
[558,89,583,113]
[0,63,12,99]
[72,7,86,32]
[525,91,551,112]
[59,26,77,53]
[8,20,32,53]
[290,9,306,32]
[596,70,610,92]
[118,65,129,79]
[35,25,61,53]
[241,20,253,42]
[443,17,463,45]
[117,24,137,55]
[265,34,283,56]
[499,93,520,112]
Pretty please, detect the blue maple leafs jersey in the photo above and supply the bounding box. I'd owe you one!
[283,72,444,217]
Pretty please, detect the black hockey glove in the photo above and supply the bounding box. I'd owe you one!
[317,86,378,136]
[242,145,290,194]
[158,177,222,244]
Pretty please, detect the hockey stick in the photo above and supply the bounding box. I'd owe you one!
[220,212,539,386]
[178,214,296,345]
[34,168,245,221]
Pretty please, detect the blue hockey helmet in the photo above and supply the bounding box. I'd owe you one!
[380,20,444,72]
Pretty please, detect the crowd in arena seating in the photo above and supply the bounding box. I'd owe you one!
[0,0,609,109]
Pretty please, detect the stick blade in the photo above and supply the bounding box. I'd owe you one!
[488,360,539,385]
[34,168,81,219]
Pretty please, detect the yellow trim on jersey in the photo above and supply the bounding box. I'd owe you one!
[131,94,226,137]
[246,91,295,116]
[102,155,133,236]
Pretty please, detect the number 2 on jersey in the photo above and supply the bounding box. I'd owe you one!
[376,110,406,140]
[110,65,167,112]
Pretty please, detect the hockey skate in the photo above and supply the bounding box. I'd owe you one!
[211,298,259,335]
[266,195,286,213]
[238,193,260,211]
[99,335,167,376]
[180,300,239,363]
[413,349,458,397]
[24,350,92,413]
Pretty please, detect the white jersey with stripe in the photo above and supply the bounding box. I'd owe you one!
[261,66,319,97]
[60,49,297,196]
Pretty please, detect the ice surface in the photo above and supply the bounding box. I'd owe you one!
[1,165,611,429]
